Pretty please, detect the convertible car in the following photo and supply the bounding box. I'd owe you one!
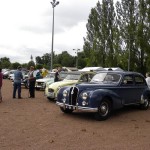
[45,71,96,101]
[56,71,150,121]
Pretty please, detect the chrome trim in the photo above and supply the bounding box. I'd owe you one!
[56,102,98,112]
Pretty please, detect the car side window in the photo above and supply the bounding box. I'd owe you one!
[88,74,95,82]
[122,75,134,85]
[135,75,146,85]
[80,74,88,82]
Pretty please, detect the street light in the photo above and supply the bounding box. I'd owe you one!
[73,49,80,68]
[124,37,136,71]
[50,0,59,71]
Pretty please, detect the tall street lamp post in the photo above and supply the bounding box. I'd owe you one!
[73,49,80,68]
[124,36,135,71]
[50,0,59,71]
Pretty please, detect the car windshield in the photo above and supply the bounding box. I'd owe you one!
[60,72,68,79]
[45,73,55,78]
[65,74,80,80]
[91,72,121,84]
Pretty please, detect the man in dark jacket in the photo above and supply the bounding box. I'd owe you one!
[28,66,36,98]
[54,67,62,82]
[13,66,23,99]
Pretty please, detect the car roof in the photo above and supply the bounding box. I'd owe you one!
[63,71,95,75]
[96,71,144,76]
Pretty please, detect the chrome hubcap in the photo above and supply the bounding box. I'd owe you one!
[100,103,108,116]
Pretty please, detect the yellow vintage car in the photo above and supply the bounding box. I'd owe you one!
[45,71,96,101]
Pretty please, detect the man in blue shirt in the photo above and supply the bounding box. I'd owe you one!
[13,66,23,99]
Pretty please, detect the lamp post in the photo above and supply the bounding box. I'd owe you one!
[50,0,59,71]
[73,49,80,68]
[124,36,136,71]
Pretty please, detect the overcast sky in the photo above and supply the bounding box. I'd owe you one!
[0,0,99,63]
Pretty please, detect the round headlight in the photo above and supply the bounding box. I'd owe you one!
[63,90,68,97]
[58,86,61,90]
[82,92,88,100]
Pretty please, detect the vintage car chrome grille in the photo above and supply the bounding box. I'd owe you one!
[48,88,54,92]
[69,87,78,105]
[37,82,44,86]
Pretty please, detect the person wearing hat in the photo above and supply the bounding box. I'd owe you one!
[13,66,23,99]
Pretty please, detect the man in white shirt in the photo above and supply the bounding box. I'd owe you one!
[146,72,150,89]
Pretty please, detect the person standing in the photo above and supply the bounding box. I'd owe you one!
[0,68,3,102]
[28,66,36,98]
[54,67,62,82]
[41,68,48,78]
[146,72,150,89]
[13,66,23,99]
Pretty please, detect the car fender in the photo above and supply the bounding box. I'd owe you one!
[85,89,123,109]
[141,88,150,101]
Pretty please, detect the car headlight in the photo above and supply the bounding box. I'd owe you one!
[63,90,68,97]
[82,92,88,100]
[58,86,61,91]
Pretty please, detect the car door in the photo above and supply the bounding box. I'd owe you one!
[133,75,147,103]
[119,75,137,104]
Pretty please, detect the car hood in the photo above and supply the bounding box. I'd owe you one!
[36,78,53,83]
[49,80,78,89]
[75,82,119,91]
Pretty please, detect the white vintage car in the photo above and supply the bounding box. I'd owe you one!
[35,72,55,90]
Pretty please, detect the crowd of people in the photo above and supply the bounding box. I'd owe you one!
[0,66,62,102]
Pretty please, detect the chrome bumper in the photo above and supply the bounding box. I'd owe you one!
[56,102,98,112]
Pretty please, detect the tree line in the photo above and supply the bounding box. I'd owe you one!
[83,0,150,74]
[0,0,150,75]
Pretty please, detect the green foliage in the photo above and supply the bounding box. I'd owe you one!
[53,64,62,69]
[21,63,28,69]
[11,62,21,69]
[27,61,35,70]
[83,0,150,74]
[0,57,11,69]
[36,64,43,70]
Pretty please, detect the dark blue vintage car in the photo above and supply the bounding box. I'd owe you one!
[56,71,150,120]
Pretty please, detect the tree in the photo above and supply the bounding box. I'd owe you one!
[27,61,35,70]
[0,57,11,69]
[11,62,21,69]
[57,51,75,67]
[83,0,118,67]
[35,56,43,65]
[41,53,51,69]
[116,0,139,71]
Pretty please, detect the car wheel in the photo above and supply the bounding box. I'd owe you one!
[140,98,149,110]
[60,107,73,114]
[95,98,112,121]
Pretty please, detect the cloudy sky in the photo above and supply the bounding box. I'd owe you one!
[0,0,99,63]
